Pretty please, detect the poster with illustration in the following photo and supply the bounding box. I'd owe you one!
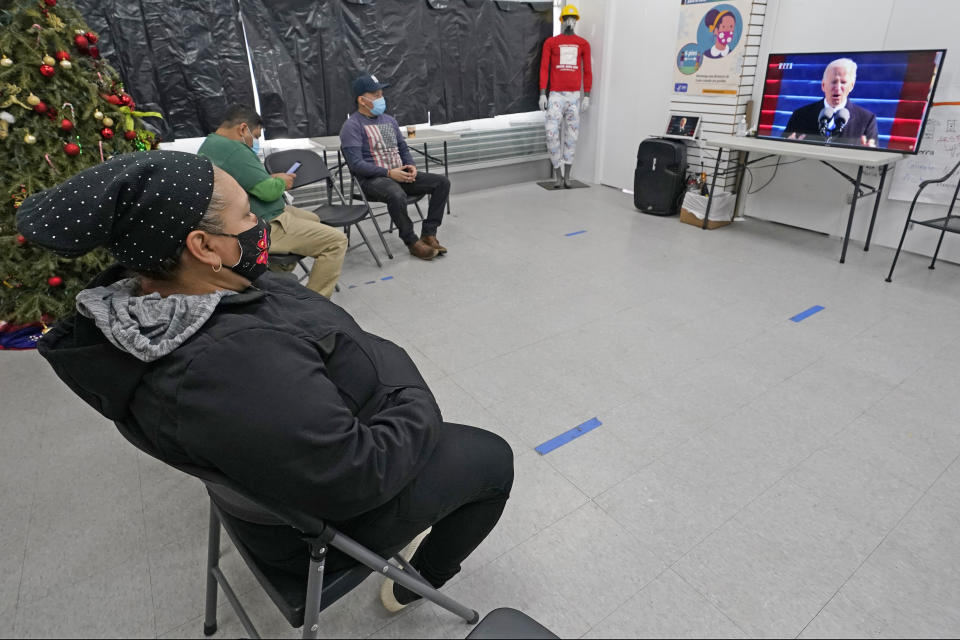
[673,0,750,96]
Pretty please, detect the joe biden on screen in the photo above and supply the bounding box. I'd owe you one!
[782,58,878,147]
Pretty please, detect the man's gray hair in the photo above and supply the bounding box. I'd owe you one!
[823,58,857,84]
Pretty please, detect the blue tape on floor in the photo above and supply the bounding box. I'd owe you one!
[790,305,825,322]
[381,276,394,281]
[565,230,587,237]
[365,280,376,285]
[535,417,602,455]
[348,285,357,289]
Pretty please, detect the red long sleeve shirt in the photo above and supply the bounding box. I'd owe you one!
[539,34,592,93]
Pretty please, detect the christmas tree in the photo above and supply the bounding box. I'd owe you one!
[0,0,160,323]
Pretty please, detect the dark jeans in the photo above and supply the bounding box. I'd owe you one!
[361,172,450,246]
[228,423,513,588]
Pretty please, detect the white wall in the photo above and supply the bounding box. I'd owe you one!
[581,0,680,188]
[566,0,609,184]
[745,0,960,263]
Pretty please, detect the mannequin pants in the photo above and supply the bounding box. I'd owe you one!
[545,91,581,168]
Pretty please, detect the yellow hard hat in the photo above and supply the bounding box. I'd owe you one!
[560,4,580,20]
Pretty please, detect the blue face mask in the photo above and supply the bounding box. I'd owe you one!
[243,127,261,156]
[370,97,387,116]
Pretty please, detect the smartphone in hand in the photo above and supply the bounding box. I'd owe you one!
[286,161,302,174]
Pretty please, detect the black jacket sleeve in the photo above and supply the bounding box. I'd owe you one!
[174,327,441,522]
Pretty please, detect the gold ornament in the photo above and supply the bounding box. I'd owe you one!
[42,55,56,66]
[93,110,103,120]
[59,59,71,69]
[26,93,41,106]
[102,116,114,127]
[24,133,37,144]
[0,57,12,68]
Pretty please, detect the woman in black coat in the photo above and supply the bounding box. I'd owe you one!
[17,151,513,612]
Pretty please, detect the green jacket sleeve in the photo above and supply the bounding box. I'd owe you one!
[249,177,287,203]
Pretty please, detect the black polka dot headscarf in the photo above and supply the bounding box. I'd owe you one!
[16,151,215,271]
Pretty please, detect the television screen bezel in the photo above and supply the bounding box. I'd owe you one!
[756,48,947,155]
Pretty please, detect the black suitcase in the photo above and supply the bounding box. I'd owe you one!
[634,138,688,216]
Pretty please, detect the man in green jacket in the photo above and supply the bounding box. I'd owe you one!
[198,106,347,297]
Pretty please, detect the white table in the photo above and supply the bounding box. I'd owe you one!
[701,133,907,263]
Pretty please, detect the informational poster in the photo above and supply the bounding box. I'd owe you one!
[673,0,750,97]
[889,103,960,205]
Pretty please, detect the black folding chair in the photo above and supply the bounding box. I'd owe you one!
[265,149,393,267]
[886,158,960,282]
[341,164,425,235]
[113,416,480,639]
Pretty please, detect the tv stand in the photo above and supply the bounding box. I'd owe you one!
[700,134,906,263]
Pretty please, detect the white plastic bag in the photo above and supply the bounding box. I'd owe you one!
[681,191,735,222]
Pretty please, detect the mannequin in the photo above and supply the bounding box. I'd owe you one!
[539,4,593,188]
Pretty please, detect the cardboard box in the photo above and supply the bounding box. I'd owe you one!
[679,191,734,230]
[680,206,731,229]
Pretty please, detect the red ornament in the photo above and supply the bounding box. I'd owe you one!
[105,94,121,105]
[33,101,48,114]
[54,50,70,62]
[88,46,100,59]
[85,31,99,44]
[39,64,56,77]
[47,276,63,288]
[64,142,80,156]
[100,127,114,139]
[124,130,137,141]
[44,0,56,5]
[60,118,73,132]
[120,94,133,106]
[73,34,89,51]
[16,235,27,246]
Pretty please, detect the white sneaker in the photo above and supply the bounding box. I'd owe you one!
[379,528,431,613]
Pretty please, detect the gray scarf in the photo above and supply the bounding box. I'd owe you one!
[76,278,236,362]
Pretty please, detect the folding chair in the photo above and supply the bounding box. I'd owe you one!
[264,149,393,267]
[886,158,960,282]
[113,416,480,639]
[342,164,425,235]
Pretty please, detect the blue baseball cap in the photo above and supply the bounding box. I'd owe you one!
[352,73,391,98]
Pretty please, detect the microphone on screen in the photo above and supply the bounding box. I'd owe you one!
[834,108,850,132]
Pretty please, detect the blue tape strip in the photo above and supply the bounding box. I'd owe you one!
[535,417,603,455]
[790,305,825,322]
[348,285,357,289]
[565,230,587,237]
[380,276,394,281]
[365,280,376,285]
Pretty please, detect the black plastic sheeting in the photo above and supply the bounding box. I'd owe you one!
[74,0,255,141]
[239,0,552,139]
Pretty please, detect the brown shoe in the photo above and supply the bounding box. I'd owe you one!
[408,239,439,260]
[421,234,447,255]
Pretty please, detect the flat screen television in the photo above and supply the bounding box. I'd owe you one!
[756,49,946,153]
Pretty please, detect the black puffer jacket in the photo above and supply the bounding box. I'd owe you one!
[38,266,442,522]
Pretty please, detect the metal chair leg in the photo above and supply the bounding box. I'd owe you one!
[929,190,959,269]
[203,505,221,636]
[354,223,384,268]
[886,196,920,282]
[301,543,328,640]
[367,210,394,260]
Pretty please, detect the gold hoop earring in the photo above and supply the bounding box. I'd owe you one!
[212,256,222,273]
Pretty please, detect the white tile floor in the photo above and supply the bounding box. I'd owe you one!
[2,181,960,639]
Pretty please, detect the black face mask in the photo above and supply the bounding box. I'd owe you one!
[214,217,270,281]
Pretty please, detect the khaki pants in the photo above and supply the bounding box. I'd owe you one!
[269,206,347,298]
